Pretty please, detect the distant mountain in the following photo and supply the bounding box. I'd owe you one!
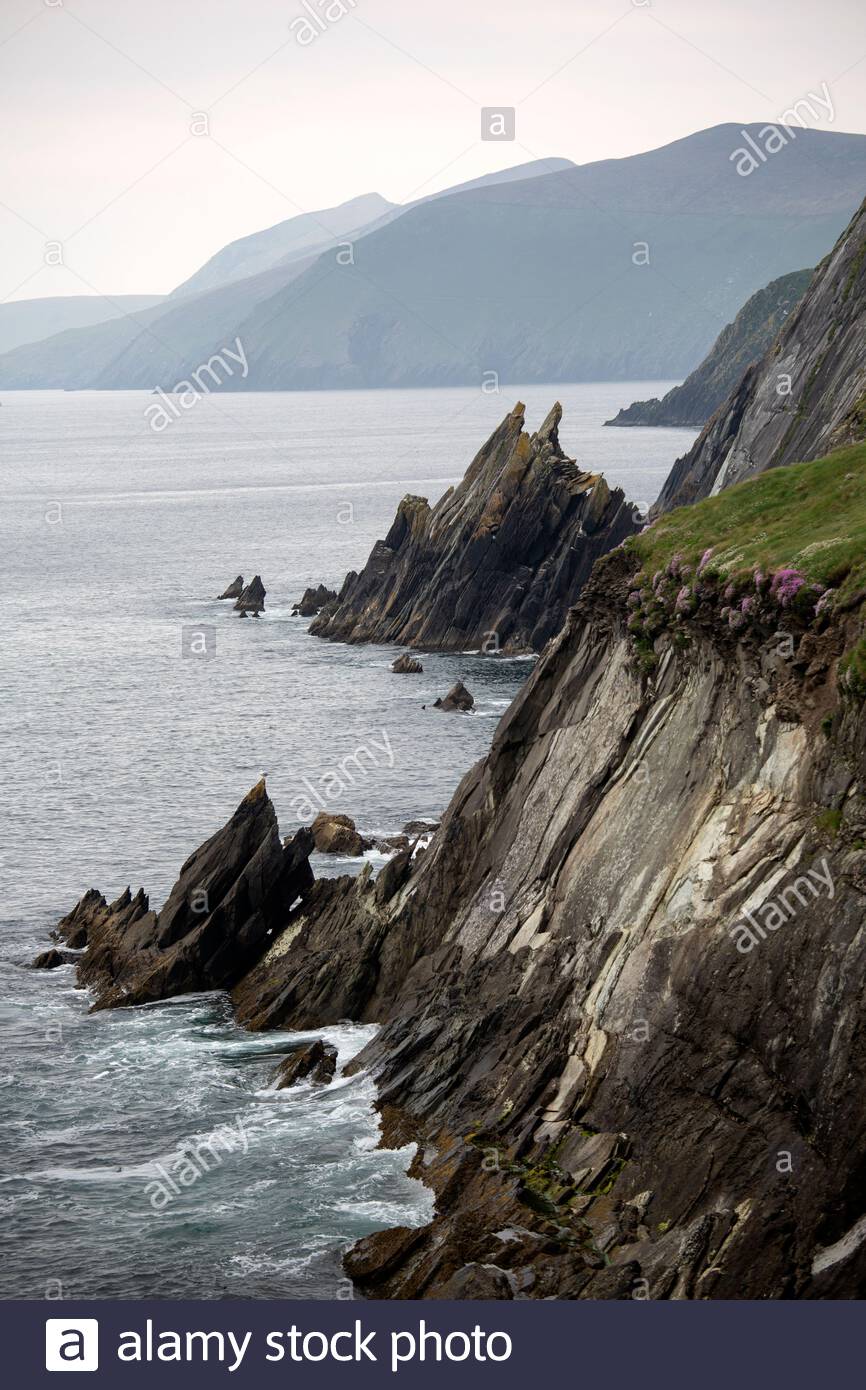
[1,128,864,391]
[654,196,866,512]
[0,159,574,390]
[605,268,813,427]
[170,192,396,299]
[170,160,575,301]
[0,293,163,356]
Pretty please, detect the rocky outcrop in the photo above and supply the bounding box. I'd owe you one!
[293,585,337,617]
[656,199,866,511]
[230,520,866,1297]
[311,811,365,856]
[274,1040,337,1088]
[392,654,423,674]
[606,268,811,428]
[309,403,638,654]
[235,576,266,614]
[55,781,313,1010]
[431,680,474,712]
[218,575,244,599]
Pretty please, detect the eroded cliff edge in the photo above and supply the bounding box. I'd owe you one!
[308,402,637,654]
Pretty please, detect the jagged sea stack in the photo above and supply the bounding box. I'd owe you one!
[234,575,266,614]
[309,403,638,654]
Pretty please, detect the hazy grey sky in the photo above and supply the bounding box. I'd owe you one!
[2,0,866,300]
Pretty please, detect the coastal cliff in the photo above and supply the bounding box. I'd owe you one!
[53,437,866,1297]
[605,268,811,428]
[308,403,637,654]
[656,198,866,511]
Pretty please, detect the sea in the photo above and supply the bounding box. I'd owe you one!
[0,382,696,1298]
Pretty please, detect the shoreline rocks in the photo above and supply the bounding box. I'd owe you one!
[274,1040,337,1088]
[293,584,337,618]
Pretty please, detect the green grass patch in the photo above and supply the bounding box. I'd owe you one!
[630,441,866,608]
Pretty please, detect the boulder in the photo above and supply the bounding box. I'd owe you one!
[32,948,77,969]
[311,811,365,856]
[217,575,244,600]
[392,654,423,674]
[293,584,337,617]
[274,1040,338,1088]
[234,575,266,614]
[432,680,474,712]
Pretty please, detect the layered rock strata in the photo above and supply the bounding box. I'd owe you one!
[309,403,638,654]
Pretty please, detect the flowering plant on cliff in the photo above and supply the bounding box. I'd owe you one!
[627,555,829,666]
[770,568,806,607]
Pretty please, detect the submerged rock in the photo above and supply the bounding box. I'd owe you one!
[432,680,473,712]
[217,575,244,599]
[310,403,637,654]
[311,812,365,856]
[392,654,423,674]
[234,575,266,614]
[293,584,337,617]
[274,1040,337,1088]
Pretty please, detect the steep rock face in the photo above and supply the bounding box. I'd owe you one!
[238,547,866,1298]
[310,403,637,654]
[606,268,811,427]
[656,200,866,511]
[56,781,313,1010]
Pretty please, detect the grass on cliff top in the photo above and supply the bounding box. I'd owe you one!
[630,440,866,605]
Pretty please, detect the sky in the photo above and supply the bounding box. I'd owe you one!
[2,0,866,301]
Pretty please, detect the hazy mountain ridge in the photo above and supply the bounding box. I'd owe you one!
[1,127,864,392]
[0,294,164,357]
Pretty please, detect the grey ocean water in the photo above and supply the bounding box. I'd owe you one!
[0,383,695,1298]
